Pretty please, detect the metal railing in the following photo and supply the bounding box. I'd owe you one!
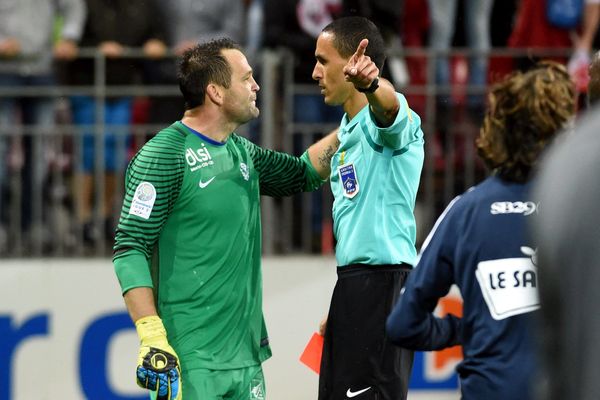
[0,46,575,257]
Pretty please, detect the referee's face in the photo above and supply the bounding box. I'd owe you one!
[222,49,260,124]
[313,32,354,106]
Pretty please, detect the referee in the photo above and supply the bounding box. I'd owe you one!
[312,17,424,400]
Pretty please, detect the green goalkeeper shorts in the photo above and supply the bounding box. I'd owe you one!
[149,364,266,400]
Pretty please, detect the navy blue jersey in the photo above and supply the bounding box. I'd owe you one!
[386,176,539,400]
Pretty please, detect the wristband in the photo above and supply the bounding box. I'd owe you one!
[136,315,167,343]
[357,77,380,93]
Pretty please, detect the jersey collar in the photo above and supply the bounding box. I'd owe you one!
[178,121,227,146]
[340,105,370,136]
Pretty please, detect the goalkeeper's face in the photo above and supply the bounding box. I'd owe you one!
[222,49,261,124]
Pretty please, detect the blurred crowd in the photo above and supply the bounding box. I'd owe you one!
[0,0,598,256]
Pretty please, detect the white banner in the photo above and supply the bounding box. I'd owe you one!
[0,257,459,400]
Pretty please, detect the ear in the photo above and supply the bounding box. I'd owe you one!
[206,83,224,106]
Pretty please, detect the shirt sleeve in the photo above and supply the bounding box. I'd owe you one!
[368,93,424,151]
[113,138,185,294]
[234,135,325,197]
[57,0,86,41]
[386,196,463,350]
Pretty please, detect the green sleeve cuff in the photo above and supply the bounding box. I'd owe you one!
[113,250,154,295]
[301,150,327,192]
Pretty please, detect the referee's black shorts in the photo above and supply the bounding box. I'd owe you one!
[318,263,414,400]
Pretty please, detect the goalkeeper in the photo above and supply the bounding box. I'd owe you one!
[113,38,339,399]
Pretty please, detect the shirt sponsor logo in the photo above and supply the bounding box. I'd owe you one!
[490,201,537,216]
[475,247,539,320]
[129,182,156,220]
[186,144,214,171]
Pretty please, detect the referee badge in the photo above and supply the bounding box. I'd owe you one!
[338,163,359,199]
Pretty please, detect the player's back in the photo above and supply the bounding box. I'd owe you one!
[450,175,539,400]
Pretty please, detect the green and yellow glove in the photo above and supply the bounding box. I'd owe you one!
[135,316,182,400]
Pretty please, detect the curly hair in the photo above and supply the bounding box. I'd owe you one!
[476,61,575,183]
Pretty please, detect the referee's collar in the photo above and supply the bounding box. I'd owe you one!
[340,104,369,135]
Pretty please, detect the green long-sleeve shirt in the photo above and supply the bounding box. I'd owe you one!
[114,121,323,370]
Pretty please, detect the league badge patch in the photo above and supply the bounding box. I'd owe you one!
[338,163,359,199]
[129,182,156,220]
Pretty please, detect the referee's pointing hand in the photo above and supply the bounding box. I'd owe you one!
[343,39,379,91]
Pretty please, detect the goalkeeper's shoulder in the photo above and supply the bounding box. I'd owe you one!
[129,126,187,171]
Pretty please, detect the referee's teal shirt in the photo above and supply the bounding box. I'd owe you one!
[330,93,424,267]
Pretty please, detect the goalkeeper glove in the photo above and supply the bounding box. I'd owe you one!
[135,316,182,400]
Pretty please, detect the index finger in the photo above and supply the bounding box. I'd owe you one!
[354,39,369,58]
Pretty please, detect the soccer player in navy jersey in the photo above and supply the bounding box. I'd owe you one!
[386,62,575,400]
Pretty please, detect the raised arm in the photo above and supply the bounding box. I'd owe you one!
[344,39,400,127]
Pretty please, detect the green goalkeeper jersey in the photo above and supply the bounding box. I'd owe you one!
[114,121,324,371]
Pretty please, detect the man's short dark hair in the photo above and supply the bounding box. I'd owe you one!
[322,16,386,72]
[177,38,242,110]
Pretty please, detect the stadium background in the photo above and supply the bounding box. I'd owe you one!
[0,46,484,398]
[1,257,461,399]
[0,0,587,397]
